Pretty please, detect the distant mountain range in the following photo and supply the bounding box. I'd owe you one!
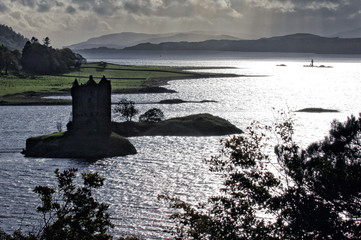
[66,31,241,50]
[0,24,28,50]
[1,22,360,55]
[76,33,361,55]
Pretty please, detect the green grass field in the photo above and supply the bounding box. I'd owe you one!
[0,63,196,96]
[0,62,217,104]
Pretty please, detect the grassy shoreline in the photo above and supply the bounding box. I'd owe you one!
[0,62,239,105]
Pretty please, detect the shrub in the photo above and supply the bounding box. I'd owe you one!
[139,108,164,123]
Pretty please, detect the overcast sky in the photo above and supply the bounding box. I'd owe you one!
[0,0,360,48]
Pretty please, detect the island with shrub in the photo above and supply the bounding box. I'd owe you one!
[22,76,242,159]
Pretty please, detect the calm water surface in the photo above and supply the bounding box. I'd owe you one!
[1,51,361,239]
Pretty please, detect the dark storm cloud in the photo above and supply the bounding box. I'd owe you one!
[56,1,64,7]
[65,0,184,17]
[122,0,236,18]
[123,1,144,15]
[122,0,168,16]
[70,0,119,15]
[12,0,65,12]
[93,2,119,16]
[18,0,36,8]
[71,0,359,21]
[71,0,94,11]
[37,0,53,12]
[66,5,76,14]
[230,0,353,12]
[294,0,360,22]
[10,0,351,21]
[8,0,359,17]
[0,3,8,12]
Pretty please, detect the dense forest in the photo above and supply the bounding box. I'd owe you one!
[0,24,86,75]
[21,38,86,74]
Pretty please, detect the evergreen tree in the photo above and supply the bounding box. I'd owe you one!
[43,37,50,47]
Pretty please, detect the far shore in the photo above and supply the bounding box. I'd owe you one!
[0,62,261,106]
[0,74,234,106]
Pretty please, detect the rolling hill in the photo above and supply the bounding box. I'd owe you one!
[0,24,28,50]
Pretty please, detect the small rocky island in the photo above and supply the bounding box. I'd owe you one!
[23,76,243,159]
[111,113,243,137]
[295,108,339,113]
[23,76,137,158]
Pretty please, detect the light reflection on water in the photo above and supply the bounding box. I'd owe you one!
[1,52,361,239]
[0,136,223,239]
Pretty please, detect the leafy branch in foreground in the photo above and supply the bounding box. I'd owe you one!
[1,169,114,240]
[161,113,361,239]
[1,169,147,240]
[33,168,114,240]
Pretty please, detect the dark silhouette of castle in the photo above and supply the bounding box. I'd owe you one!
[71,75,111,136]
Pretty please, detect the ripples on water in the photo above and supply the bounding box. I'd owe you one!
[1,51,361,238]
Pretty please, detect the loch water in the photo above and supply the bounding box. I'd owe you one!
[1,51,361,239]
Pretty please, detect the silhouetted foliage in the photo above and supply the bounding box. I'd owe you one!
[114,98,139,122]
[32,168,113,240]
[42,37,50,47]
[273,114,361,239]
[0,45,21,74]
[66,121,73,131]
[0,169,114,240]
[161,113,361,239]
[0,229,36,240]
[139,108,164,123]
[21,40,86,74]
[30,37,39,44]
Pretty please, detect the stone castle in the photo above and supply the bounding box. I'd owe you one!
[71,75,111,136]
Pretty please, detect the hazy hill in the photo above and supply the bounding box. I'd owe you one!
[124,33,361,54]
[0,24,28,50]
[66,31,240,50]
[331,27,361,38]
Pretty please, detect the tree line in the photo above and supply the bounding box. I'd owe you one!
[0,36,86,75]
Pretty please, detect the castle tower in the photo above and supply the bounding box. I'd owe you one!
[71,75,111,136]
